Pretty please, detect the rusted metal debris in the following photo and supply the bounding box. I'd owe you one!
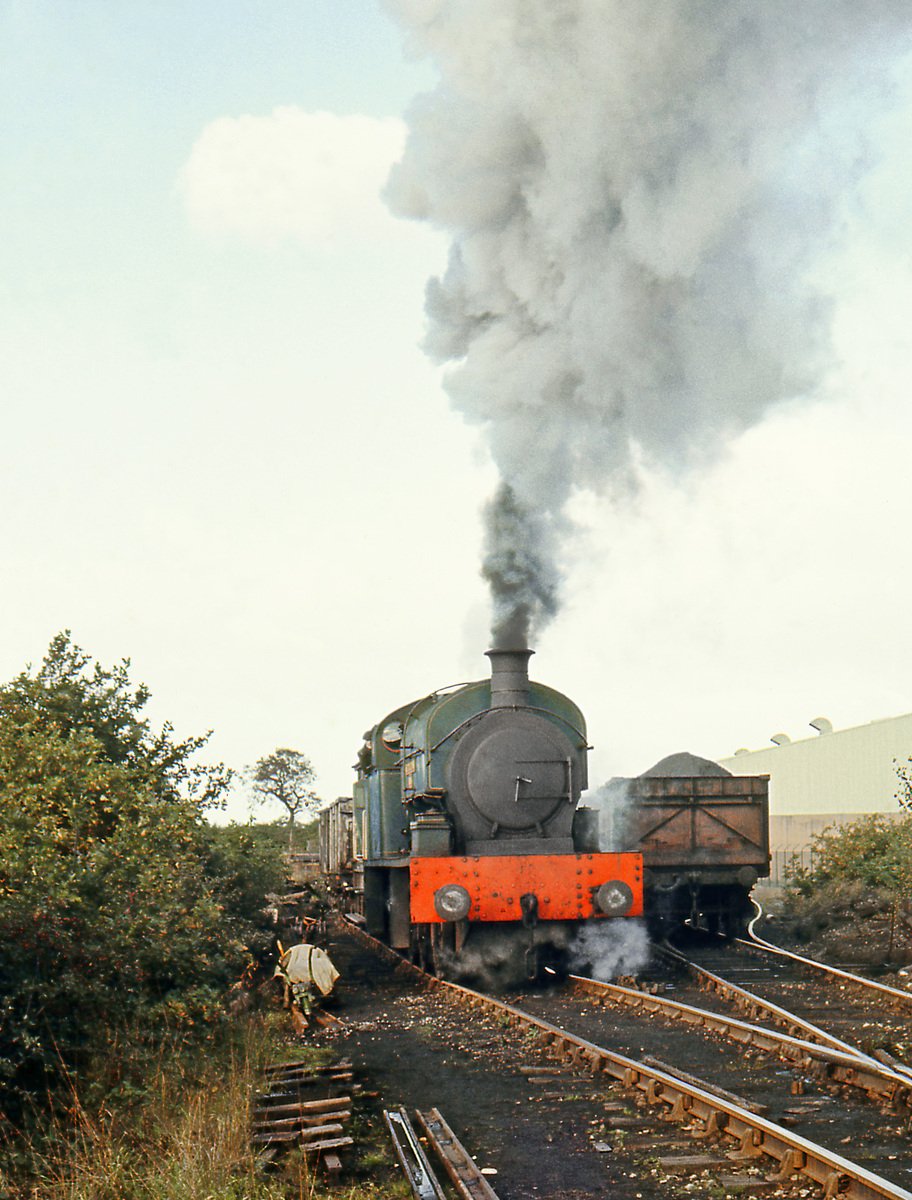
[253,1058,354,1173]
[384,1107,448,1200]
[415,1107,501,1200]
[385,1104,501,1200]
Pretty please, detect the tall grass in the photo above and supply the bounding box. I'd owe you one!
[5,1014,409,1200]
[12,1014,324,1200]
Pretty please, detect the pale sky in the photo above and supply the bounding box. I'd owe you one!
[3,2,912,820]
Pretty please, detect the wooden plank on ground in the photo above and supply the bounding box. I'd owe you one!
[253,1107,350,1132]
[253,1095,352,1118]
[251,1122,343,1146]
[264,1059,352,1074]
[302,1136,354,1154]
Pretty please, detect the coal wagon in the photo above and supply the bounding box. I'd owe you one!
[601,753,770,935]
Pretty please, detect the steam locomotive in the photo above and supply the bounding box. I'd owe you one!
[319,648,769,984]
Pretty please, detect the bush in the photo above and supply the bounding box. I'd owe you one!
[786,813,912,896]
[200,822,288,961]
[0,634,280,1130]
[779,812,912,957]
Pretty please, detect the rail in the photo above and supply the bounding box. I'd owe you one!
[657,940,888,1064]
[416,1107,501,1200]
[384,1106,448,1200]
[745,908,912,1017]
[384,1104,501,1199]
[568,973,912,1112]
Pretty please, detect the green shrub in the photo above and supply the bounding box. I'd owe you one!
[785,813,912,896]
[0,634,280,1130]
[781,813,912,951]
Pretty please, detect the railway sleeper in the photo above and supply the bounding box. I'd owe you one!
[252,1122,345,1146]
[729,1127,852,1200]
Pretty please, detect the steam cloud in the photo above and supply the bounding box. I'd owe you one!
[569,920,650,982]
[386,1,912,646]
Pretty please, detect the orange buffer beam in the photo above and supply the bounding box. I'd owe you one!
[410,853,643,924]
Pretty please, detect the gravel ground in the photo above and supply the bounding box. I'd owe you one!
[312,930,630,1198]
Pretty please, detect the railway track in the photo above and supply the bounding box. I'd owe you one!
[566,973,912,1113]
[744,921,912,1016]
[660,923,912,1079]
[336,917,912,1200]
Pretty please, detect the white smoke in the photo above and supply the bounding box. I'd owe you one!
[385,1,912,645]
[569,920,650,982]
[580,779,633,853]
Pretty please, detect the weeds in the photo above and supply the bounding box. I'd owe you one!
[5,1015,284,1200]
[2,1013,413,1200]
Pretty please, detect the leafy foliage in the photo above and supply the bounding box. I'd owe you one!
[781,811,912,956]
[896,757,912,814]
[0,633,283,1127]
[199,822,287,959]
[786,812,912,896]
[241,814,319,853]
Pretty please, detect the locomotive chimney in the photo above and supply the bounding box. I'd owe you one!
[485,648,534,708]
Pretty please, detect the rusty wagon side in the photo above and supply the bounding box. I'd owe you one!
[606,774,770,935]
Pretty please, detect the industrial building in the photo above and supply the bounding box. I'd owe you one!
[718,712,912,884]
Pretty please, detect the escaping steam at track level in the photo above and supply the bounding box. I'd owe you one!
[386,0,912,646]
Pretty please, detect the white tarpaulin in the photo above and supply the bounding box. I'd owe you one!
[276,943,340,997]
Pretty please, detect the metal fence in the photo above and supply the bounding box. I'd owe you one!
[768,846,820,886]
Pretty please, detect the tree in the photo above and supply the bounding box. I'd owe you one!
[0,632,270,1125]
[248,748,320,848]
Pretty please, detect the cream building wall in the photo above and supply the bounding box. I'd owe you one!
[718,712,912,816]
[718,713,912,884]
